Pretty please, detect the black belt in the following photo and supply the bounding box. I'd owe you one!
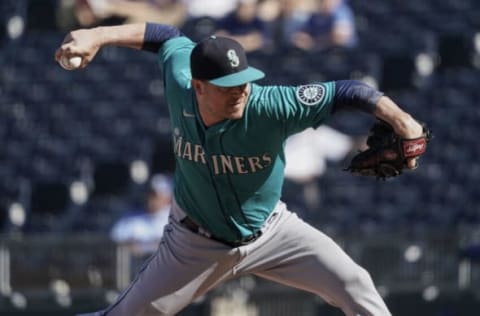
[180,216,262,248]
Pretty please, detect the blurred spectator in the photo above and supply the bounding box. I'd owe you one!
[292,0,357,51]
[284,125,355,183]
[184,0,236,19]
[58,0,186,30]
[110,174,173,256]
[262,0,311,50]
[216,0,269,52]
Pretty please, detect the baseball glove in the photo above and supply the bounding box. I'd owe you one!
[345,120,431,179]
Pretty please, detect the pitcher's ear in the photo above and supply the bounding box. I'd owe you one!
[191,79,204,94]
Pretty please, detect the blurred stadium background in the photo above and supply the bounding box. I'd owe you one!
[1,0,480,315]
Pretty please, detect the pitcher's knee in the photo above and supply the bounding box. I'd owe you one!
[346,266,376,294]
[340,266,391,316]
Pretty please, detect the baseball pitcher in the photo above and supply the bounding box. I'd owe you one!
[55,22,429,316]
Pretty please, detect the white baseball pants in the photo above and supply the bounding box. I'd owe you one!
[78,200,391,316]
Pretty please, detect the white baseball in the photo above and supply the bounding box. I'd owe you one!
[59,55,83,70]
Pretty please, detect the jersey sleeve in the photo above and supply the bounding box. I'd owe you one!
[251,82,336,137]
[158,36,196,91]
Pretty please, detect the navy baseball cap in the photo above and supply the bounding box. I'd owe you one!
[190,35,265,87]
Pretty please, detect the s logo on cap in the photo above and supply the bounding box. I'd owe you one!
[227,49,240,68]
[190,36,265,87]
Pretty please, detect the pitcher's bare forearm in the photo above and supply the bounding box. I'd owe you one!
[94,23,147,50]
[374,96,422,139]
[332,81,422,139]
[55,23,182,68]
[95,22,182,51]
[54,23,146,67]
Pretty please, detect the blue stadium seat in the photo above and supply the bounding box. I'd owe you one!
[380,55,417,92]
[92,160,131,197]
[26,180,72,232]
[150,136,176,175]
[0,198,8,232]
[437,33,475,70]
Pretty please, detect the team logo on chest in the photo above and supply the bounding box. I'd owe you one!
[296,84,325,106]
[227,49,240,68]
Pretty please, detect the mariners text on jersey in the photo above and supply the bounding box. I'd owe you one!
[173,133,273,175]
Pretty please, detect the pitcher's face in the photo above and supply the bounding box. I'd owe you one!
[193,79,250,126]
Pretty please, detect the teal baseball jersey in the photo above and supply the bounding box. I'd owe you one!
[158,37,336,242]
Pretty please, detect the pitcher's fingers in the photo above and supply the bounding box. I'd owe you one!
[60,43,73,53]
[406,158,418,170]
[54,48,64,62]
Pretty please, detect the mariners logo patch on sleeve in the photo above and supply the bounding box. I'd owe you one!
[295,84,325,106]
